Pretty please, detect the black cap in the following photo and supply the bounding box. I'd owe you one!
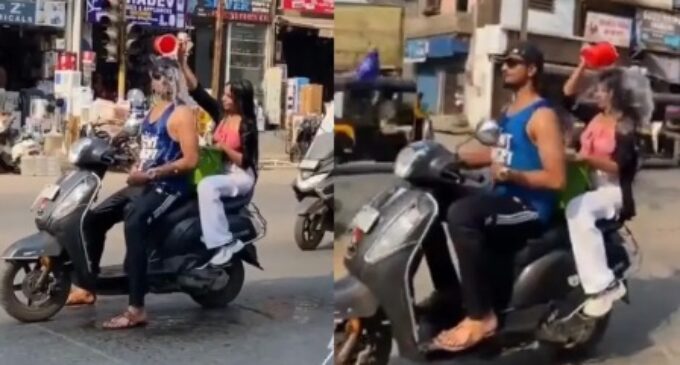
[502,42,544,73]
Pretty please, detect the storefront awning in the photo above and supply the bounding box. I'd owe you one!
[277,15,333,38]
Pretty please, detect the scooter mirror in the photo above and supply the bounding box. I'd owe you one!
[475,119,500,147]
[123,116,142,137]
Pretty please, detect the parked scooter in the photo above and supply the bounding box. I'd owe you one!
[334,121,639,364]
[638,105,680,167]
[292,131,334,251]
[290,116,321,162]
[0,128,266,323]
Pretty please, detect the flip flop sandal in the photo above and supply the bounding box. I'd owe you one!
[65,292,96,307]
[102,311,148,330]
[429,328,496,353]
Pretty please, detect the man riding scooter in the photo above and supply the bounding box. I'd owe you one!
[433,43,567,352]
[67,56,200,330]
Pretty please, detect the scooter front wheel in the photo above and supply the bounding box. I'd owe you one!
[0,259,70,323]
[335,315,392,365]
[295,214,325,251]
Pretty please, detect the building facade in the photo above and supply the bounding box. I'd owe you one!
[403,0,472,130]
[188,0,274,99]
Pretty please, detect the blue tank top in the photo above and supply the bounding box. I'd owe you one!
[493,99,556,223]
[138,103,189,194]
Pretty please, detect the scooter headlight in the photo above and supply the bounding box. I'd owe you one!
[298,172,329,191]
[394,147,419,178]
[52,175,98,220]
[68,138,92,164]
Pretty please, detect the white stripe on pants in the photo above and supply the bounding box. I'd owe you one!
[565,184,622,294]
[198,166,255,249]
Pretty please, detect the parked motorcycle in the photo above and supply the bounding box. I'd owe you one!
[290,116,321,163]
[334,121,639,364]
[0,132,267,323]
[80,118,140,173]
[293,131,334,251]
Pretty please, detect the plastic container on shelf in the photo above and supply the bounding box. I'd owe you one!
[20,155,37,176]
[34,155,47,176]
[46,156,60,176]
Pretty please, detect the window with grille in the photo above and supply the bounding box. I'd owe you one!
[529,0,554,12]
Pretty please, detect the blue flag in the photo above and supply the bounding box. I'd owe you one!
[356,49,380,81]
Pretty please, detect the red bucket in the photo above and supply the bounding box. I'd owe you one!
[154,34,178,56]
[581,42,619,69]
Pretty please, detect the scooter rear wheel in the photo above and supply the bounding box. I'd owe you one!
[0,259,70,323]
[190,260,245,309]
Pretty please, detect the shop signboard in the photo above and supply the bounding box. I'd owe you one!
[404,39,428,63]
[189,0,272,23]
[281,0,333,15]
[635,8,680,53]
[36,1,66,27]
[87,0,188,28]
[0,0,36,26]
[584,12,632,48]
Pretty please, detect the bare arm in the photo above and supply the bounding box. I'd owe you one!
[180,61,199,92]
[581,155,618,174]
[506,108,566,190]
[152,106,199,178]
[563,60,587,98]
[458,141,492,168]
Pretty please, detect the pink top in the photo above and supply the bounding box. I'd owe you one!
[213,122,241,151]
[579,119,616,158]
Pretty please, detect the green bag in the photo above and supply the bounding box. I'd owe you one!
[191,147,224,186]
[558,161,592,210]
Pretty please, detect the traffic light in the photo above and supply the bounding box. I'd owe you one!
[99,0,122,63]
[125,23,143,65]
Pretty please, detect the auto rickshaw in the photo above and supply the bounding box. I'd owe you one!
[334,76,433,163]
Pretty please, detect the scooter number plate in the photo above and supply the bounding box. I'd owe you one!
[353,205,380,233]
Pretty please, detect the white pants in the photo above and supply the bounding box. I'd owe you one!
[198,165,255,249]
[566,184,623,294]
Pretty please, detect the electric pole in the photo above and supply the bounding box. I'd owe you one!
[117,1,127,100]
[211,0,225,98]
[520,0,529,41]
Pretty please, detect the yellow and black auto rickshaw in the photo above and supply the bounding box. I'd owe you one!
[334,76,433,163]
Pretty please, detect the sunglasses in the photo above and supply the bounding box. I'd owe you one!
[503,58,526,68]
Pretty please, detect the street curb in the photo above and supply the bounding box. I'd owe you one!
[259,158,298,170]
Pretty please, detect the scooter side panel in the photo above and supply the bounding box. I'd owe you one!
[510,250,576,309]
[343,189,439,360]
[1,232,62,259]
[334,274,379,318]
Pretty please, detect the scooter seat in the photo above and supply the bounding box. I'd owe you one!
[514,224,569,276]
[220,191,253,213]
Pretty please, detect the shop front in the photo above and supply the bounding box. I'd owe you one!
[404,35,468,116]
[276,0,333,101]
[0,1,67,91]
[632,9,680,110]
[189,0,273,99]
